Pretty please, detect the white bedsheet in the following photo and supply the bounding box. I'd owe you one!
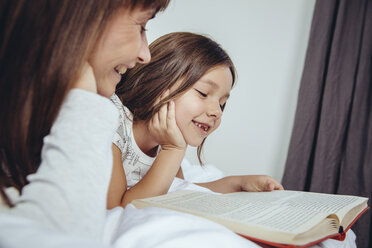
[104,205,260,248]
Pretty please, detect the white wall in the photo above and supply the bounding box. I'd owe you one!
[146,0,315,181]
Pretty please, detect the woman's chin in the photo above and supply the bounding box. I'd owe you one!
[97,84,116,98]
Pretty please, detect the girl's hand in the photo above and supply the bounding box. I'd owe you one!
[73,62,97,93]
[237,175,284,192]
[148,90,187,151]
[196,175,284,193]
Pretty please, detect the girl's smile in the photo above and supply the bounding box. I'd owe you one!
[192,120,212,134]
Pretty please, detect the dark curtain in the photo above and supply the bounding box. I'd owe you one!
[281,0,372,247]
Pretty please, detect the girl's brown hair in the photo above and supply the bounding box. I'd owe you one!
[116,32,236,164]
[0,0,169,206]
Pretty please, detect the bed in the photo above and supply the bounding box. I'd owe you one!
[0,159,356,248]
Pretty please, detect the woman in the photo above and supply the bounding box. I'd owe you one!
[0,0,169,241]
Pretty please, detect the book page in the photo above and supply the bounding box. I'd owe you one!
[137,190,367,234]
[227,190,366,220]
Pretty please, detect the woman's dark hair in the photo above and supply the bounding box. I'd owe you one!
[0,0,169,206]
[116,32,236,165]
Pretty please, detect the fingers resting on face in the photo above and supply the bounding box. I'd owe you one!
[156,90,170,127]
[149,90,187,150]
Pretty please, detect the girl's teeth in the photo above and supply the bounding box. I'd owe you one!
[195,122,208,131]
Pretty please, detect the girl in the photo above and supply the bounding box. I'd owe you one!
[107,32,283,208]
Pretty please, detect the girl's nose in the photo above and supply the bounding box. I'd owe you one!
[207,102,222,118]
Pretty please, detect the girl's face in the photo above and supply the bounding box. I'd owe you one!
[173,65,233,147]
[89,7,153,97]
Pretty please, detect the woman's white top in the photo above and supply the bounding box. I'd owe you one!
[0,89,118,240]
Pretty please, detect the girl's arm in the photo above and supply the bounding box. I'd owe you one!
[108,93,187,208]
[107,144,127,209]
[195,175,284,193]
[123,148,185,207]
[176,167,184,179]
[107,144,185,208]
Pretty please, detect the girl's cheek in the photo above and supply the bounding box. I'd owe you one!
[214,119,222,131]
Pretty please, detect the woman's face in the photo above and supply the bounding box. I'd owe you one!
[89,7,153,97]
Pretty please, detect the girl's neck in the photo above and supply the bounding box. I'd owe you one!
[133,121,159,157]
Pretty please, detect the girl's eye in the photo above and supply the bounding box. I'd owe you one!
[196,89,207,97]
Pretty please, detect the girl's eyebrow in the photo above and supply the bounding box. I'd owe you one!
[199,79,230,98]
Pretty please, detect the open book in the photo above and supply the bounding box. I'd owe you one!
[132,190,369,248]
